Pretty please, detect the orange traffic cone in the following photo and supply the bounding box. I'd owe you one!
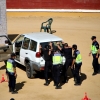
[0,74,5,83]
[82,93,91,100]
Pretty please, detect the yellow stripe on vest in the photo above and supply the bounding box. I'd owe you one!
[91,45,98,54]
[53,55,62,65]
[6,62,14,73]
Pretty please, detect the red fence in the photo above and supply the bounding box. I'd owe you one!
[6,0,100,9]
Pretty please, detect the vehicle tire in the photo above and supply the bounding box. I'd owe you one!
[25,62,35,79]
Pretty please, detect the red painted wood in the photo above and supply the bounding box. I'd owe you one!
[6,0,100,9]
[7,0,20,8]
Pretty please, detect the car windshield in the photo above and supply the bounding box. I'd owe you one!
[40,41,63,50]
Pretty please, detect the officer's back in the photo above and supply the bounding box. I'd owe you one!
[62,43,72,60]
[42,45,52,61]
[52,48,62,89]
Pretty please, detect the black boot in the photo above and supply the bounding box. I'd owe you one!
[44,81,49,86]
[55,84,62,89]
[92,72,97,76]
[74,82,81,86]
[11,89,18,94]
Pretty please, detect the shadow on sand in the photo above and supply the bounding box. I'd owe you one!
[60,68,87,86]
[0,65,6,70]
[16,81,26,92]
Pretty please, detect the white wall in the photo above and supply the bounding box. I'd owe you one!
[0,0,7,35]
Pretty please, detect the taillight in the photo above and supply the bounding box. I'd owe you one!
[36,52,41,58]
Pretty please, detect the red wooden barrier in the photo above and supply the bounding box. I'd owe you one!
[6,0,100,9]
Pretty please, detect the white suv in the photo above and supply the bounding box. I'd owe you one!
[0,32,65,78]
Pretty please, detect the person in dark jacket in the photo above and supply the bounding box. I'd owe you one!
[57,42,73,83]
[40,42,53,86]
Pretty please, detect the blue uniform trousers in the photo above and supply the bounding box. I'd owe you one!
[92,54,99,73]
[75,63,82,83]
[8,72,16,91]
[52,64,61,86]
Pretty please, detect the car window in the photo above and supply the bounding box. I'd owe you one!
[22,37,30,49]
[40,42,49,48]
[40,41,63,49]
[16,35,24,42]
[29,40,37,52]
[15,35,24,47]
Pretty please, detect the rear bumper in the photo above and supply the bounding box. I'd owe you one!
[31,61,45,71]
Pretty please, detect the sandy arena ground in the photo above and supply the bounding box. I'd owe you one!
[0,12,100,100]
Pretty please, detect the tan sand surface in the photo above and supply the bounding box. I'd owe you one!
[0,12,100,100]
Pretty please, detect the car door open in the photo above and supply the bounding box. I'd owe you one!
[0,35,13,54]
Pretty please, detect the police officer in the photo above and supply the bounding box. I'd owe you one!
[52,47,63,89]
[71,44,82,85]
[57,42,72,83]
[6,53,17,94]
[40,43,53,86]
[89,36,100,75]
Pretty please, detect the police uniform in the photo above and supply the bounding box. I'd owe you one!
[73,49,82,85]
[52,50,63,89]
[6,53,17,94]
[61,47,72,83]
[91,36,99,75]
[42,45,52,86]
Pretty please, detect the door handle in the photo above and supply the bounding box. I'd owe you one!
[26,53,28,54]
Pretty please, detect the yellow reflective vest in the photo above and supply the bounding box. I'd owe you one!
[53,53,63,65]
[6,59,14,73]
[91,45,98,54]
[75,51,82,64]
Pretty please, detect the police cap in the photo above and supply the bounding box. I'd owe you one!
[91,36,96,40]
[11,53,16,57]
[72,44,77,50]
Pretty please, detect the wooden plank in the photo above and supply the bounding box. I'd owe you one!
[6,0,100,9]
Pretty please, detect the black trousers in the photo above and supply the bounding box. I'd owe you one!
[44,61,52,83]
[63,59,72,81]
[52,64,61,86]
[71,66,76,80]
[75,63,82,83]
[92,54,99,73]
[8,72,16,91]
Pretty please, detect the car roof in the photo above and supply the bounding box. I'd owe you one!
[23,32,63,42]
